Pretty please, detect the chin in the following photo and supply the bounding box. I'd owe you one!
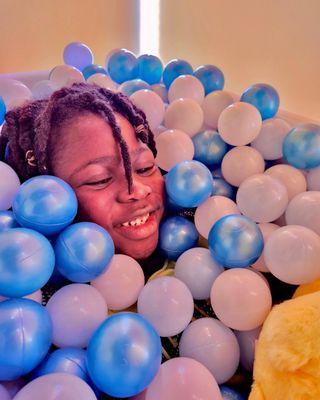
[116,234,159,260]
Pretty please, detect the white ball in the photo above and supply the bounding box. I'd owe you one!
[0,161,20,211]
[32,80,58,100]
[151,83,168,102]
[130,89,165,131]
[168,75,205,105]
[87,73,117,91]
[307,167,320,191]
[221,146,265,187]
[202,90,234,129]
[251,223,280,272]
[0,79,33,110]
[49,65,85,89]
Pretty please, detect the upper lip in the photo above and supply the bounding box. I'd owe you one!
[114,206,160,227]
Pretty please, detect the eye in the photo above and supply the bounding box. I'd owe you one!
[85,177,112,187]
[137,165,155,176]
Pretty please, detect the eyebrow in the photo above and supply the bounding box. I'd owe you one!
[70,147,149,178]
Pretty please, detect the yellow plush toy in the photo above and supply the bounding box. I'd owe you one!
[249,280,320,400]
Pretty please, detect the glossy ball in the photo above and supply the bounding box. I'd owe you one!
[137,54,163,85]
[220,386,246,400]
[87,312,162,398]
[208,214,264,268]
[192,130,228,167]
[119,79,150,96]
[82,64,107,80]
[32,80,58,100]
[251,223,280,273]
[166,160,213,208]
[49,65,84,89]
[63,42,94,70]
[202,90,234,129]
[0,299,52,380]
[193,64,225,95]
[13,175,77,236]
[0,96,6,125]
[130,89,165,130]
[168,75,205,104]
[283,123,320,169]
[86,73,117,91]
[307,166,320,190]
[107,49,138,84]
[0,210,19,231]
[240,83,280,120]
[162,59,193,89]
[158,216,199,260]
[234,326,262,371]
[151,83,168,102]
[54,222,114,282]
[0,228,55,297]
[212,178,235,199]
[0,161,20,211]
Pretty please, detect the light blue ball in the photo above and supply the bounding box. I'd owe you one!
[87,312,162,398]
[162,59,193,89]
[240,83,279,120]
[0,228,55,297]
[220,385,246,400]
[82,64,107,80]
[0,298,52,380]
[63,42,93,71]
[208,214,264,268]
[193,65,224,95]
[166,160,213,208]
[0,210,19,232]
[159,216,199,260]
[119,79,150,96]
[0,96,6,125]
[192,130,228,166]
[107,49,138,84]
[137,54,163,85]
[212,177,235,199]
[54,222,114,283]
[283,123,320,169]
[13,175,78,236]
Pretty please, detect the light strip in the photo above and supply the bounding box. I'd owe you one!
[139,0,160,56]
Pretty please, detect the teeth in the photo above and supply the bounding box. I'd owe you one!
[122,213,150,227]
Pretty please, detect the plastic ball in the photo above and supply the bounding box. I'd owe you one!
[192,130,228,167]
[221,146,265,187]
[155,129,194,171]
[0,385,10,400]
[179,318,240,384]
[212,177,235,199]
[175,247,224,300]
[0,161,20,211]
[13,175,78,236]
[0,228,54,297]
[0,96,6,124]
[220,386,246,400]
[307,166,320,190]
[240,83,280,120]
[0,210,19,231]
[0,79,33,110]
[234,326,262,371]
[168,75,205,104]
[63,42,94,70]
[130,89,165,130]
[251,223,280,272]
[162,59,193,89]
[202,90,234,129]
[210,268,272,330]
[91,254,145,310]
[165,160,213,208]
[0,299,52,380]
[54,222,114,282]
[208,214,264,267]
[283,123,320,169]
[138,276,194,337]
[264,225,320,284]
[87,312,161,398]
[164,98,204,137]
[0,289,42,304]
[31,80,58,100]
[13,373,97,400]
[236,174,288,223]
[195,196,240,239]
[86,73,117,91]
[218,102,262,146]
[151,83,168,102]
[46,283,107,348]
[119,79,150,96]
[82,64,107,80]
[158,216,199,260]
[145,357,222,400]
[137,54,163,85]
[194,65,224,95]
[251,118,291,160]
[49,65,84,89]
[107,49,138,84]
[265,164,307,200]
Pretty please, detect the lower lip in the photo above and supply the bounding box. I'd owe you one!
[115,212,158,240]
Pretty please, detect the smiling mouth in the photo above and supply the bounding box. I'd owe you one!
[121,212,151,227]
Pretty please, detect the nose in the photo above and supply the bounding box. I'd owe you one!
[117,176,152,203]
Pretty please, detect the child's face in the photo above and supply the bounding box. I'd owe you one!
[52,112,165,260]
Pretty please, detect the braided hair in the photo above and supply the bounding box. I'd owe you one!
[0,82,157,193]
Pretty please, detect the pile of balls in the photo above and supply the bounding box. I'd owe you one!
[0,42,320,400]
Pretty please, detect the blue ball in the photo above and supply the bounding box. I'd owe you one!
[159,216,199,260]
[13,175,78,236]
[0,96,6,125]
[208,214,264,268]
[87,312,162,398]
[220,385,246,400]
[192,130,228,166]
[0,228,55,297]
[212,177,235,199]
[0,298,52,380]
[107,49,138,84]
[82,64,107,80]
[119,79,150,96]
[283,123,320,169]
[54,222,114,282]
[162,59,193,89]
[137,54,163,85]
[63,42,94,71]
[0,210,19,231]
[193,65,225,95]
[166,160,213,208]
[240,83,279,120]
